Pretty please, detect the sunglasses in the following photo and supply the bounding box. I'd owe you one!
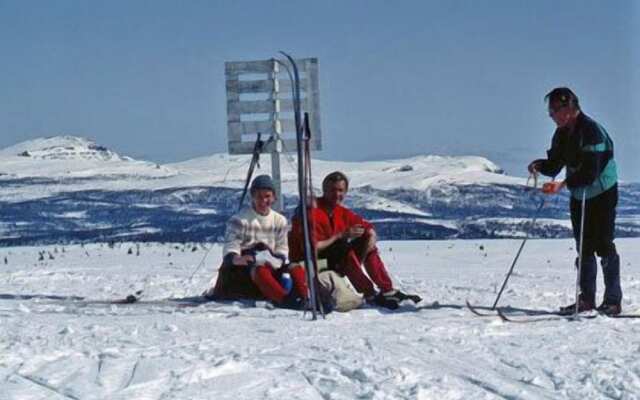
[548,104,568,116]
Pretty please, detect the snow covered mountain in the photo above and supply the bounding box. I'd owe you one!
[1,136,638,245]
[0,136,127,161]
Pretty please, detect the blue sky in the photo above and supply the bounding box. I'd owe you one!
[1,1,638,180]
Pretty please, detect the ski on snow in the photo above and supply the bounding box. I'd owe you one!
[1,292,219,309]
[466,300,640,322]
[465,300,557,318]
[498,310,640,322]
[3,292,302,312]
[495,309,597,323]
[465,300,500,317]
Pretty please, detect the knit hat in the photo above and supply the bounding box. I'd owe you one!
[250,174,275,194]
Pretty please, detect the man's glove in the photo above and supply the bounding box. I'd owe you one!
[541,180,565,194]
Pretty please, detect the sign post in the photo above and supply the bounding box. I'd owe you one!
[225,57,322,211]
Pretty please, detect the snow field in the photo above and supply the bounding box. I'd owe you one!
[1,239,640,399]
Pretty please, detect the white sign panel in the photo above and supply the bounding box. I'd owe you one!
[225,58,322,155]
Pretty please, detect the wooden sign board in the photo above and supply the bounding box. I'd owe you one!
[225,58,322,154]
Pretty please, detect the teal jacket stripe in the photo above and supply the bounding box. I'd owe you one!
[571,123,617,200]
[582,143,607,152]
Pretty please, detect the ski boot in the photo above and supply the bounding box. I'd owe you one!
[383,290,422,305]
[597,302,621,316]
[370,293,399,310]
[558,296,595,315]
[279,291,307,310]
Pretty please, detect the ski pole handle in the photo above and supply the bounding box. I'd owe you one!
[526,172,539,190]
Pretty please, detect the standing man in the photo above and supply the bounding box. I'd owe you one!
[528,87,621,315]
[292,171,421,310]
[204,174,308,309]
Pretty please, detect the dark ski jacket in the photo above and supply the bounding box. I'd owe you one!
[535,112,617,200]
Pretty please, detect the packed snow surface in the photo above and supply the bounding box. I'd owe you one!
[2,238,639,399]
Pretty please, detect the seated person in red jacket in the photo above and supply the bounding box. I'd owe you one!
[292,171,421,310]
[204,175,308,309]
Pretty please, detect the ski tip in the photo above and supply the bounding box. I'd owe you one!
[124,294,138,304]
[496,309,510,322]
[465,299,481,310]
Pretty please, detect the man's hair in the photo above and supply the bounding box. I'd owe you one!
[322,171,349,192]
[545,87,580,110]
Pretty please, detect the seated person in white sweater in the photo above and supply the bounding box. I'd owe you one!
[204,175,308,309]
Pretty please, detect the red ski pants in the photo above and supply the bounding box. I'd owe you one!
[252,264,308,303]
[321,235,394,297]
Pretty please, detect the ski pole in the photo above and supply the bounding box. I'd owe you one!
[574,189,587,317]
[490,173,541,309]
[491,195,545,310]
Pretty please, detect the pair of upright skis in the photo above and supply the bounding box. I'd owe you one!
[278,52,324,319]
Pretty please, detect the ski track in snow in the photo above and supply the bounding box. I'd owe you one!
[1,239,640,399]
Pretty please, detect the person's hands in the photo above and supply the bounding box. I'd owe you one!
[360,228,377,260]
[342,225,366,240]
[528,160,543,174]
[542,180,565,195]
[232,254,255,266]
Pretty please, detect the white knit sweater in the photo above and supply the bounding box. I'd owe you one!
[222,206,289,260]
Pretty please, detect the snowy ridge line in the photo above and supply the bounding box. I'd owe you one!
[5,182,639,245]
[2,136,640,243]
